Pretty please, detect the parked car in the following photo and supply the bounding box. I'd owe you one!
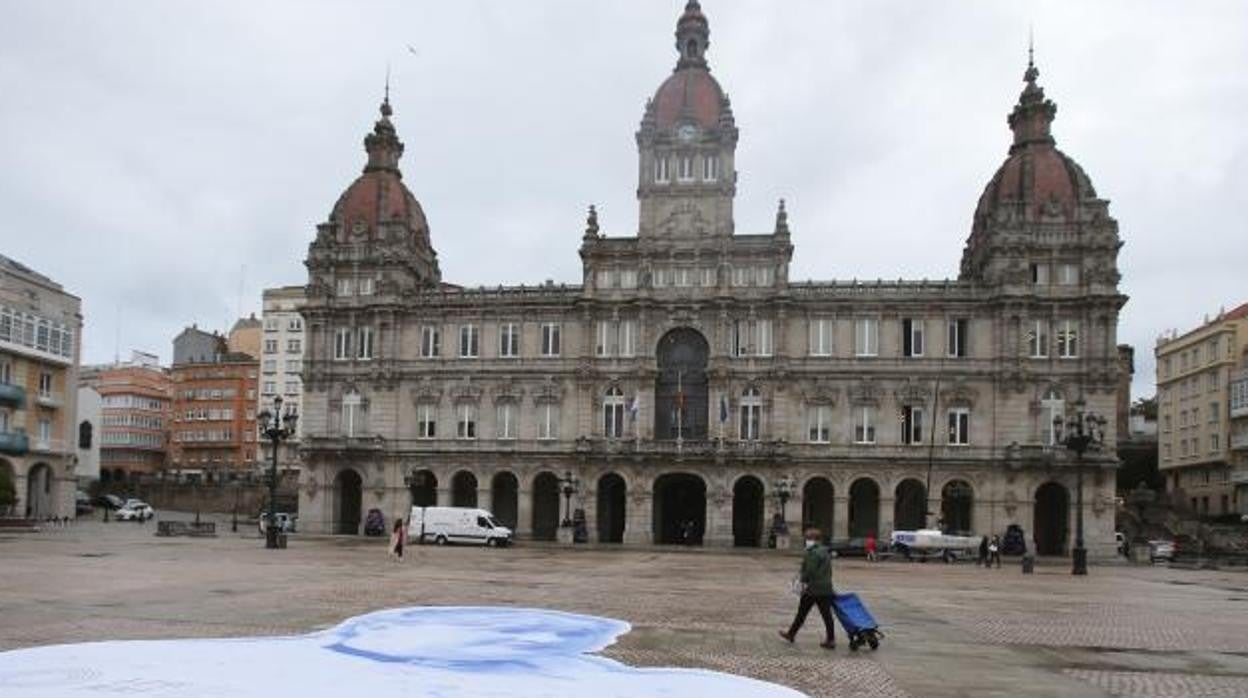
[94,494,124,510]
[828,537,867,557]
[363,509,385,537]
[75,491,93,515]
[115,503,154,521]
[258,512,297,534]
[1149,539,1175,563]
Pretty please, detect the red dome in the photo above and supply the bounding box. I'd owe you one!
[973,145,1096,226]
[652,68,725,130]
[329,170,428,240]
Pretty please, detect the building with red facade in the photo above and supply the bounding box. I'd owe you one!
[80,352,172,483]
[168,327,259,478]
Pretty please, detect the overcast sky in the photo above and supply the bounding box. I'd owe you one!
[2,1,1245,399]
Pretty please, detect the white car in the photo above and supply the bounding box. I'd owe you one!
[115,503,154,521]
[258,512,297,534]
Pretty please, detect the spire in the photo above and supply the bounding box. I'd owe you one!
[674,1,710,71]
[364,84,404,174]
[774,198,789,236]
[1007,40,1057,153]
[583,204,600,240]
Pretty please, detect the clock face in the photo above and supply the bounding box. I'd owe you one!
[677,124,699,143]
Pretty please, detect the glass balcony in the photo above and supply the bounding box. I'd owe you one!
[0,431,30,455]
[0,382,25,409]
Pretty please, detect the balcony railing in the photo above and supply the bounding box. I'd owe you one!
[0,383,25,409]
[36,392,62,409]
[0,431,29,455]
[30,438,67,454]
[1231,433,1248,451]
[1231,470,1248,485]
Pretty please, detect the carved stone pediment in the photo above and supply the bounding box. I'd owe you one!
[941,381,978,407]
[800,379,839,406]
[533,376,564,404]
[893,380,931,406]
[409,378,442,405]
[449,377,483,404]
[493,378,523,404]
[849,379,882,406]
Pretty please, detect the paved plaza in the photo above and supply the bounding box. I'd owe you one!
[3,517,1248,697]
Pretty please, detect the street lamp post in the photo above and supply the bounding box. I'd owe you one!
[257,395,298,550]
[559,471,579,527]
[773,474,794,523]
[1053,403,1107,576]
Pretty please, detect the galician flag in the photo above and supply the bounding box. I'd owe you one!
[719,394,729,424]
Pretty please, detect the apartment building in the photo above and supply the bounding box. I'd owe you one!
[168,328,259,478]
[1229,349,1248,515]
[79,351,172,483]
[259,286,305,472]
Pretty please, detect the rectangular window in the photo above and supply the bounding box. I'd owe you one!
[38,372,52,397]
[263,359,277,373]
[1057,320,1079,358]
[333,328,352,360]
[459,325,479,358]
[619,320,637,358]
[264,339,279,354]
[756,319,773,357]
[732,320,748,357]
[902,318,924,357]
[1028,319,1049,358]
[948,408,970,445]
[288,318,303,332]
[357,278,374,296]
[596,321,614,357]
[947,318,969,357]
[499,322,520,358]
[854,318,878,357]
[653,156,670,183]
[38,418,51,443]
[703,155,719,181]
[756,267,774,286]
[336,278,352,297]
[496,403,516,440]
[417,405,436,439]
[456,405,476,440]
[1030,263,1050,284]
[604,400,625,439]
[853,407,876,444]
[537,404,559,440]
[1057,263,1079,285]
[286,339,301,353]
[619,270,638,289]
[1211,433,1220,452]
[901,406,924,444]
[541,323,561,357]
[677,155,694,182]
[807,405,831,443]
[35,320,49,351]
[1210,402,1220,423]
[732,266,752,287]
[420,326,440,358]
[596,269,616,289]
[809,319,833,356]
[739,401,761,441]
[356,327,374,360]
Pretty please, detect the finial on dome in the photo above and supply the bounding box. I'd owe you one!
[584,204,600,240]
[675,0,710,71]
[381,65,393,118]
[775,198,789,236]
[1007,36,1056,152]
[1024,29,1039,86]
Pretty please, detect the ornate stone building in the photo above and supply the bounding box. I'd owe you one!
[299,3,1126,557]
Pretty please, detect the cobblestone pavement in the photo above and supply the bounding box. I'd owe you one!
[3,516,1248,697]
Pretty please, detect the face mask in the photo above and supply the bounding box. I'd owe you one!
[805,539,816,549]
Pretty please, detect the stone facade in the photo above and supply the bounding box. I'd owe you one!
[298,3,1125,557]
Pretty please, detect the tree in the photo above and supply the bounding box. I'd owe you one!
[1131,396,1157,420]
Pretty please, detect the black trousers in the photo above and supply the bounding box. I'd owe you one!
[788,593,836,643]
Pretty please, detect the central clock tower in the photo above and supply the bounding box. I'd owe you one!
[636,1,737,242]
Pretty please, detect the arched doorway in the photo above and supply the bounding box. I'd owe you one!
[491,472,519,529]
[1034,482,1070,556]
[653,473,706,545]
[848,478,880,539]
[654,328,710,440]
[732,475,765,547]
[893,479,927,531]
[409,469,437,507]
[333,469,363,535]
[26,463,53,519]
[531,472,561,541]
[941,480,975,535]
[451,471,478,507]
[596,473,627,543]
[0,459,16,517]
[802,477,834,537]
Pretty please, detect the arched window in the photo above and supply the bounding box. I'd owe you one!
[603,387,626,439]
[739,387,761,441]
[78,420,93,449]
[1041,388,1064,446]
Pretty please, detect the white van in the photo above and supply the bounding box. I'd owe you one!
[408,506,513,547]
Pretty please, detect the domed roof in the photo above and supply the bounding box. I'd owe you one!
[327,97,429,241]
[653,68,726,130]
[971,57,1098,233]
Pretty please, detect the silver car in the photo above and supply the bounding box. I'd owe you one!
[1149,539,1174,563]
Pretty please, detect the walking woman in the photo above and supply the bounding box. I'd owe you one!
[779,528,838,649]
[390,517,406,562]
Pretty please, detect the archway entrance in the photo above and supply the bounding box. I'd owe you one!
[848,478,880,539]
[596,473,627,543]
[1034,482,1070,556]
[802,477,834,536]
[491,472,519,529]
[893,479,927,531]
[333,469,363,535]
[733,475,765,547]
[531,472,561,541]
[941,480,974,535]
[0,459,15,517]
[26,463,53,519]
[409,469,437,507]
[654,328,709,440]
[451,471,478,507]
[653,473,706,545]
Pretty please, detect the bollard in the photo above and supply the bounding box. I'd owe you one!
[1022,554,1035,574]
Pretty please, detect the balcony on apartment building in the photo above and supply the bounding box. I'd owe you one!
[0,430,29,455]
[0,382,26,409]
[1231,430,1248,451]
[35,390,62,409]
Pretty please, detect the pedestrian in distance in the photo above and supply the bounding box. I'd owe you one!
[978,536,989,567]
[865,532,877,562]
[390,518,406,562]
[779,528,838,650]
[989,535,1002,568]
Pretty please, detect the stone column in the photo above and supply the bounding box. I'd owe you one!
[436,486,451,507]
[834,494,850,540]
[928,497,943,531]
[879,496,896,537]
[704,492,733,547]
[623,489,652,545]
[580,488,597,543]
[516,487,533,539]
[477,486,492,513]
